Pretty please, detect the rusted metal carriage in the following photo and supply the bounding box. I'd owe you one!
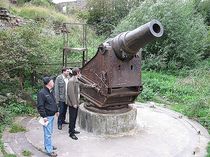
[80,20,164,111]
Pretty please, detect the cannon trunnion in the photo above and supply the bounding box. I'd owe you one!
[80,20,164,111]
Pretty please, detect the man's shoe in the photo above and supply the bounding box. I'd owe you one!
[69,133,78,140]
[58,125,62,130]
[47,152,57,157]
[53,146,57,150]
[73,130,80,134]
[62,121,69,124]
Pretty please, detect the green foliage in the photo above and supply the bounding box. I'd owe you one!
[14,5,69,25]
[114,0,208,70]
[208,142,210,157]
[204,27,210,58]
[138,59,210,133]
[0,24,47,81]
[0,0,9,8]
[30,0,53,8]
[4,154,17,157]
[85,0,142,36]
[197,0,210,25]
[6,102,36,116]
[9,123,26,133]
[22,150,32,156]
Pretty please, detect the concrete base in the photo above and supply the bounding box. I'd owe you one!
[78,103,137,135]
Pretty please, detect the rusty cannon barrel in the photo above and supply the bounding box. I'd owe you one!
[80,19,164,112]
[111,19,163,61]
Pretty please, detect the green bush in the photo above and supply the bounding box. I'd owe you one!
[6,102,36,116]
[138,59,210,134]
[0,0,9,8]
[22,150,32,156]
[85,0,140,36]
[30,0,53,8]
[113,0,208,70]
[14,6,69,25]
[9,123,26,133]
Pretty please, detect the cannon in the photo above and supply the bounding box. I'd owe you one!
[80,19,164,112]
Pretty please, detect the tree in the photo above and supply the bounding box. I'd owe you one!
[0,24,47,89]
[85,0,143,36]
[113,0,208,70]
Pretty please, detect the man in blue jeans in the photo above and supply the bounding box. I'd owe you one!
[37,76,59,157]
[54,67,71,130]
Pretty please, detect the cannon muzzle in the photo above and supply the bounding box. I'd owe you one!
[111,19,164,61]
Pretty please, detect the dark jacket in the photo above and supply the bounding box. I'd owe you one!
[37,87,58,118]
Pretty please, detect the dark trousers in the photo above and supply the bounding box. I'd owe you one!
[57,101,67,126]
[69,106,78,133]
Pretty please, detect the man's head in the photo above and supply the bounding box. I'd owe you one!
[72,67,80,77]
[62,67,70,77]
[43,76,54,89]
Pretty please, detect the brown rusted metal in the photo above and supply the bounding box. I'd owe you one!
[80,19,164,110]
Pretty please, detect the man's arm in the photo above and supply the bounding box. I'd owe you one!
[37,92,47,118]
[67,81,78,106]
[54,76,60,104]
[78,80,95,88]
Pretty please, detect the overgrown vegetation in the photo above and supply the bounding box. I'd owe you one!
[138,59,210,132]
[9,123,26,133]
[0,0,210,155]
[114,0,208,71]
[0,101,36,153]
[22,149,32,156]
[83,0,142,36]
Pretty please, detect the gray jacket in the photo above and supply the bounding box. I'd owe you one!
[54,74,70,104]
[67,76,92,107]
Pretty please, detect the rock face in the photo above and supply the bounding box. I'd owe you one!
[78,103,137,135]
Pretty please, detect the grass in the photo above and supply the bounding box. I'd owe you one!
[207,142,210,157]
[4,154,16,157]
[12,5,74,25]
[138,59,210,156]
[9,123,26,133]
[22,150,32,156]
[0,101,36,154]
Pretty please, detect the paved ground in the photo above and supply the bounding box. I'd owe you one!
[2,102,210,157]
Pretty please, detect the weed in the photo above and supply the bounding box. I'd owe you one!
[22,150,32,156]
[4,154,16,157]
[9,123,26,133]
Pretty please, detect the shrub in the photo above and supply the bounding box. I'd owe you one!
[113,0,208,70]
[14,6,69,25]
[30,0,53,8]
[22,150,32,156]
[9,123,26,133]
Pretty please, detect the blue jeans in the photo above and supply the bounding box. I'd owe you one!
[58,101,67,126]
[43,116,54,154]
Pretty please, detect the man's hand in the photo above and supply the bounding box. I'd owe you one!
[73,105,78,108]
[43,117,48,123]
[91,83,96,88]
[55,112,59,117]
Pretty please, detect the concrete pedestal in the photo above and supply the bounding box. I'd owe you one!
[78,103,137,135]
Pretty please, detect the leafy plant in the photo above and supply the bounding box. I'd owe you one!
[22,150,32,156]
[4,154,17,157]
[114,0,208,70]
[9,123,26,133]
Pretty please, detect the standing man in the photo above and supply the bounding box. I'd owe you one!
[54,67,70,130]
[67,67,95,140]
[37,76,58,157]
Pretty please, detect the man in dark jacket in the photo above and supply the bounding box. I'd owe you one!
[37,76,58,157]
